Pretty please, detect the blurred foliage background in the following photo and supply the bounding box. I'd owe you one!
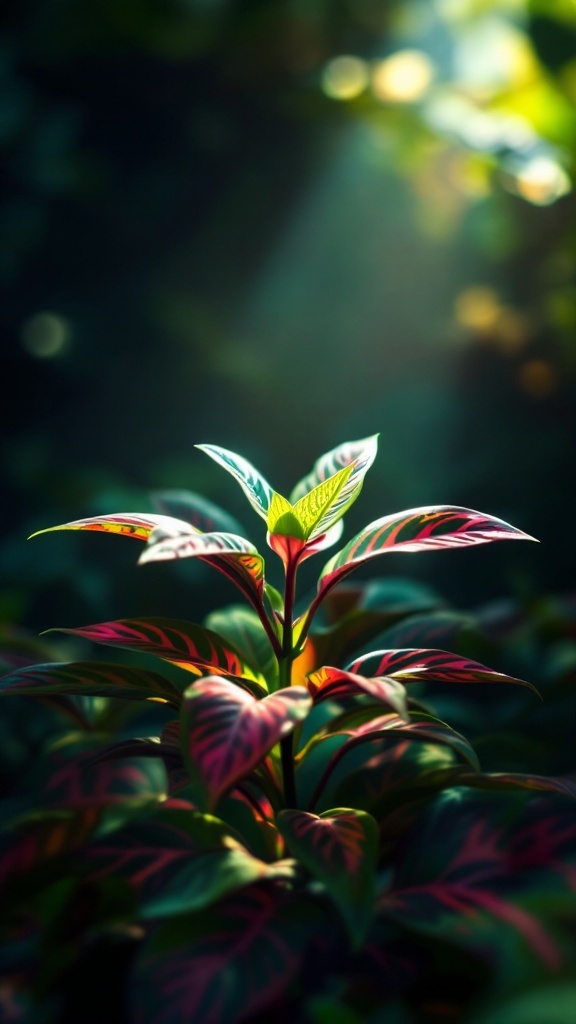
[1,0,576,630]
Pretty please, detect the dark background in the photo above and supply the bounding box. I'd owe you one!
[1,0,575,633]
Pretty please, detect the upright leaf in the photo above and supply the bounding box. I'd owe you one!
[195,443,274,521]
[317,506,536,605]
[346,648,539,696]
[277,807,379,948]
[181,677,312,810]
[47,617,265,685]
[290,435,379,505]
[291,464,354,540]
[205,606,278,685]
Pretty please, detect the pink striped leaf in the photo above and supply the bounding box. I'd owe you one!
[317,506,536,604]
[30,513,265,610]
[379,795,576,974]
[29,512,187,542]
[306,665,409,719]
[130,886,328,1024]
[346,648,538,695]
[276,807,379,947]
[181,677,312,811]
[0,661,181,705]
[139,523,265,608]
[46,617,266,686]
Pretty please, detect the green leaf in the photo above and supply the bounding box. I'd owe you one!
[277,807,379,948]
[151,489,244,535]
[181,677,312,811]
[47,617,266,686]
[266,491,305,539]
[130,887,329,1024]
[0,661,181,705]
[204,606,278,686]
[195,443,274,521]
[292,464,354,540]
[290,435,379,506]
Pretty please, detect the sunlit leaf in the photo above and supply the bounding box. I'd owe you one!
[29,512,190,542]
[181,677,312,810]
[195,443,274,521]
[346,648,539,696]
[317,506,536,604]
[290,435,379,508]
[267,491,303,539]
[0,661,181,705]
[47,617,265,685]
[277,807,378,947]
[139,523,266,610]
[306,665,409,719]
[204,605,278,685]
[291,464,354,540]
[130,887,329,1024]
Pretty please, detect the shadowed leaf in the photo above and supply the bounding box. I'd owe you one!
[0,661,181,705]
[277,807,378,947]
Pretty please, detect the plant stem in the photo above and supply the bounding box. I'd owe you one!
[278,555,298,807]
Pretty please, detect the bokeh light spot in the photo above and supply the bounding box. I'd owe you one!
[321,56,369,101]
[512,157,571,207]
[21,312,70,358]
[455,287,501,332]
[371,50,435,104]
[518,360,558,399]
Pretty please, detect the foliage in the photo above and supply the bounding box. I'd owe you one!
[1,436,575,1023]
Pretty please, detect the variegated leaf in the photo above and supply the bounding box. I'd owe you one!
[181,677,312,810]
[195,443,274,521]
[139,524,265,609]
[0,661,181,705]
[130,887,329,1024]
[291,464,354,540]
[290,434,379,506]
[29,512,191,542]
[379,793,576,974]
[317,506,536,604]
[47,617,265,685]
[306,666,409,719]
[277,807,379,947]
[346,648,538,695]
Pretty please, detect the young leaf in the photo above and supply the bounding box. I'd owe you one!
[277,807,379,948]
[195,443,274,521]
[290,435,379,506]
[181,677,312,810]
[346,648,539,696]
[291,464,354,540]
[266,491,304,539]
[306,666,409,719]
[47,617,265,685]
[0,661,181,705]
[317,506,536,606]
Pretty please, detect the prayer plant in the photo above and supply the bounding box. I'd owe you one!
[1,436,575,1024]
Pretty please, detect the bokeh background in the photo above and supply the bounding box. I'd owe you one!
[2,0,576,632]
